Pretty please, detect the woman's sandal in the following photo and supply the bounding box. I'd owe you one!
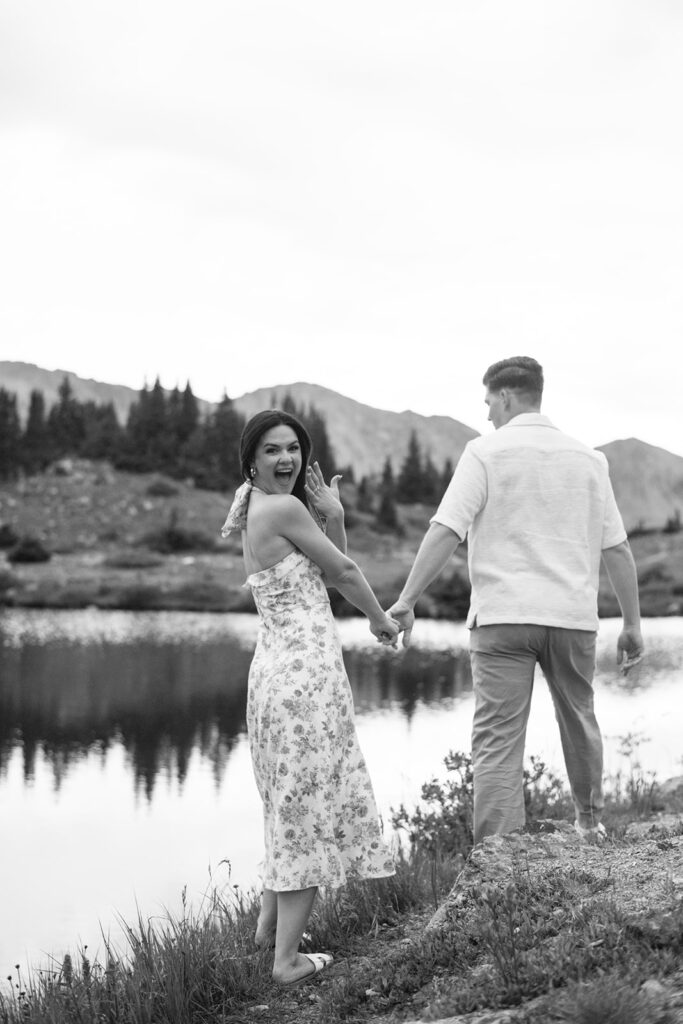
[279,952,334,988]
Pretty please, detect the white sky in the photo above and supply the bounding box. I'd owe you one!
[1,1,681,454]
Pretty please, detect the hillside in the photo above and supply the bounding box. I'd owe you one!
[2,361,683,531]
[232,381,479,479]
[0,360,214,424]
[599,437,683,533]
[1,460,682,617]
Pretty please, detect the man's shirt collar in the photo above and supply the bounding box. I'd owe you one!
[503,413,557,429]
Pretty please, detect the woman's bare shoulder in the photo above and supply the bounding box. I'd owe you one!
[247,493,310,532]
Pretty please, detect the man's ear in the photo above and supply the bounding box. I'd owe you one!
[500,388,511,409]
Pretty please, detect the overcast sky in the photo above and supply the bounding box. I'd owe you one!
[1,1,681,454]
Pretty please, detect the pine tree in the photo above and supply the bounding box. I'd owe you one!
[47,377,85,457]
[422,453,441,505]
[304,404,336,477]
[21,389,51,473]
[440,457,454,495]
[381,456,395,493]
[375,485,400,533]
[167,383,199,454]
[179,383,199,444]
[0,388,21,480]
[146,377,171,469]
[119,378,171,471]
[356,475,374,513]
[281,392,299,418]
[167,386,183,448]
[81,402,122,460]
[187,393,245,490]
[375,456,401,532]
[118,384,151,470]
[396,430,424,503]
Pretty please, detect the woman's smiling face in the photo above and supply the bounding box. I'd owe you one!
[252,424,303,494]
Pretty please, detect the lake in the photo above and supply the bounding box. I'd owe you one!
[1,609,682,977]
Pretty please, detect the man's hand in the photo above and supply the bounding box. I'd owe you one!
[386,600,415,648]
[616,625,644,675]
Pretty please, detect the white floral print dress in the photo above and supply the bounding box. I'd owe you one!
[246,548,395,891]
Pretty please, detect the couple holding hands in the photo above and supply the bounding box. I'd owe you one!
[221,356,643,988]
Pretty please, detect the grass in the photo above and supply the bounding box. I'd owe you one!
[2,749,682,1024]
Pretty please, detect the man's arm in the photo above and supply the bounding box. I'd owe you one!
[388,522,462,647]
[601,539,644,672]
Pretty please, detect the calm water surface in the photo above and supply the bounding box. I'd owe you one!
[1,609,682,975]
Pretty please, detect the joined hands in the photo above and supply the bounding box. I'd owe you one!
[386,601,414,649]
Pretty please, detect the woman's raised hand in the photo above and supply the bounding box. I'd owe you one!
[305,461,344,519]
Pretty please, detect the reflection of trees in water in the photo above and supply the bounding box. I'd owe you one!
[0,628,473,797]
[344,646,472,720]
[0,637,252,799]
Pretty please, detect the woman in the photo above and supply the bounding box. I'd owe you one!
[221,409,397,988]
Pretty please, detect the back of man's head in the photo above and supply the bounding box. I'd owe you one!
[482,356,544,406]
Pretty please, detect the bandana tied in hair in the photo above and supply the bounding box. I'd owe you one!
[220,480,252,537]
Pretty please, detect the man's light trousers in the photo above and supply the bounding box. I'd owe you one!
[469,623,604,846]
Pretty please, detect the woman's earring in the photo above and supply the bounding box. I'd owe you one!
[250,466,256,479]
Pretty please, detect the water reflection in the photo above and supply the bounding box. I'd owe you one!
[0,612,474,798]
[346,645,472,716]
[0,614,254,798]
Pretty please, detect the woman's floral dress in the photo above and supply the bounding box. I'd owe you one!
[246,548,395,891]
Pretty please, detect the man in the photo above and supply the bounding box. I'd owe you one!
[388,356,643,845]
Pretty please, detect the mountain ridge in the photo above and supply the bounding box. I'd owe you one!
[2,361,682,532]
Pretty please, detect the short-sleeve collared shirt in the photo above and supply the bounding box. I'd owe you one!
[430,414,627,630]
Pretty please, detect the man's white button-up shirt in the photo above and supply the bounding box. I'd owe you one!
[431,414,627,630]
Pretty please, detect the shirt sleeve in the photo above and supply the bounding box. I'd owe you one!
[601,462,628,550]
[430,442,487,540]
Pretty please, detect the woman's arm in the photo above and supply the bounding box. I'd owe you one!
[274,495,396,641]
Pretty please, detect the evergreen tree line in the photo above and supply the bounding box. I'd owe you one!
[357,432,455,532]
[0,381,455,515]
[0,378,339,492]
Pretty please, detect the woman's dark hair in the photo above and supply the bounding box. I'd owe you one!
[239,409,312,505]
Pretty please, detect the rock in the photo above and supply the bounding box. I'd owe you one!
[660,776,683,798]
[641,978,667,997]
[425,820,578,934]
[624,814,683,840]
[426,816,683,938]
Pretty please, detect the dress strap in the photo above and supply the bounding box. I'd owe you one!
[220,480,252,536]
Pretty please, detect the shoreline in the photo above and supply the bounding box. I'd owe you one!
[1,549,682,618]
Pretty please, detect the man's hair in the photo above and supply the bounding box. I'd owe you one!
[482,356,544,403]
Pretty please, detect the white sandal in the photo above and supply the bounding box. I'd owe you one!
[280,952,334,988]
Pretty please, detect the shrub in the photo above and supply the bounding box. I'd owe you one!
[6,536,51,563]
[0,567,17,594]
[0,523,19,548]
[392,750,574,863]
[104,549,165,569]
[555,975,667,1024]
[146,478,180,498]
[426,568,471,620]
[140,509,216,554]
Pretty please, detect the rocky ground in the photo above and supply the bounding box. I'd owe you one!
[237,797,683,1024]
